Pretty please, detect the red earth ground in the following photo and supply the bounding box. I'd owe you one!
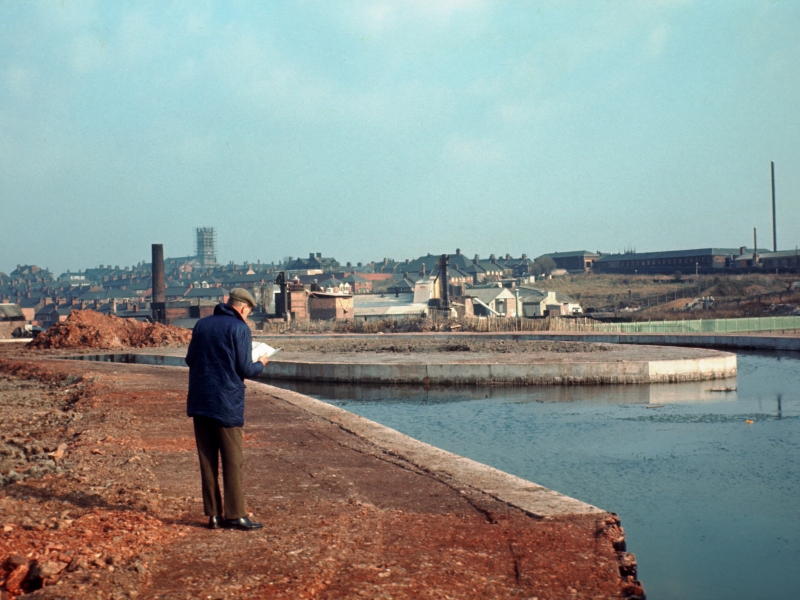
[28,311,191,351]
[0,350,643,599]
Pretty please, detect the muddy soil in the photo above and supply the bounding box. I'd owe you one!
[0,356,643,599]
[255,336,613,355]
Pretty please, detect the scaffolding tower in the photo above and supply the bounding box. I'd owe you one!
[195,227,217,269]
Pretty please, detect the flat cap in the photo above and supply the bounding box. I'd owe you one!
[228,287,256,308]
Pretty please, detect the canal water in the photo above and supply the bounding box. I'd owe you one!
[270,352,800,600]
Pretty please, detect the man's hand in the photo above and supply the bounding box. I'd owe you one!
[258,356,269,366]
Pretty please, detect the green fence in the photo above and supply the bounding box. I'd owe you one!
[585,315,800,334]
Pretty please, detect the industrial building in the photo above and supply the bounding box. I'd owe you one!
[593,248,766,274]
[537,251,601,272]
[308,293,354,320]
[759,250,800,270]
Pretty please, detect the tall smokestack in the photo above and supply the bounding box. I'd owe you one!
[276,272,288,320]
[151,244,166,324]
[439,254,450,309]
[771,161,777,252]
[753,228,758,267]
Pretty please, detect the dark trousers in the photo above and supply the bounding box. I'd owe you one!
[192,416,245,519]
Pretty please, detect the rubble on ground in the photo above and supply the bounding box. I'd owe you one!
[0,360,183,598]
[0,357,644,599]
[762,303,800,315]
[28,310,191,350]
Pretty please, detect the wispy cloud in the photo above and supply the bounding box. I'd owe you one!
[4,65,37,99]
[339,0,490,36]
[205,29,336,124]
[68,34,109,74]
[443,134,505,165]
[644,25,670,60]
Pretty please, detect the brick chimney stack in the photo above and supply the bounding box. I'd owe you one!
[151,244,166,324]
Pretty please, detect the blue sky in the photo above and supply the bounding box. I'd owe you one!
[1,1,798,274]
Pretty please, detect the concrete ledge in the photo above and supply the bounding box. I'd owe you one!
[66,348,738,385]
[253,380,604,518]
[599,333,800,351]
[261,355,735,385]
[66,353,188,368]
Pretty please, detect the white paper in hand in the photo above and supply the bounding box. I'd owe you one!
[252,342,281,362]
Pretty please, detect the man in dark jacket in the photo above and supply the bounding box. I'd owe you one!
[185,288,268,530]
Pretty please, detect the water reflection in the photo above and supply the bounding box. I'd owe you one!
[268,377,739,406]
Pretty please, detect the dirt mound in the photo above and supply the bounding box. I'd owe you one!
[28,310,191,350]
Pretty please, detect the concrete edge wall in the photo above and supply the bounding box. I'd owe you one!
[66,353,188,368]
[261,356,735,385]
[646,354,737,382]
[66,351,737,385]
[249,380,604,519]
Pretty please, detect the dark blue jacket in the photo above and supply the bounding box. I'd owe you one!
[185,303,264,427]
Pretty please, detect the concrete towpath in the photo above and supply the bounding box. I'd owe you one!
[0,356,643,599]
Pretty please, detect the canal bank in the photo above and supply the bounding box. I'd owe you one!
[0,355,644,599]
[21,334,788,597]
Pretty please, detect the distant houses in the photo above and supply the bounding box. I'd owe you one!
[284,253,341,273]
[466,286,517,317]
[3,236,800,337]
[517,288,582,317]
[386,276,416,295]
[341,273,371,294]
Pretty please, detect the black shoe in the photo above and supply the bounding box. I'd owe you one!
[208,516,223,530]
[223,517,263,530]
